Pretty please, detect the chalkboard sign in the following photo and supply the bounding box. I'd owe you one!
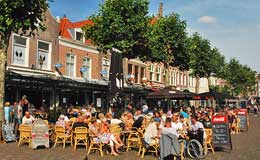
[2,123,16,142]
[31,119,49,149]
[237,109,248,131]
[212,116,231,148]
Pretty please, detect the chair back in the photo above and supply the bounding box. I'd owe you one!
[55,125,66,137]
[204,128,213,143]
[74,127,88,139]
[19,124,32,137]
[109,125,122,134]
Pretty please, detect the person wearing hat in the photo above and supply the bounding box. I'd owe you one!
[4,102,11,123]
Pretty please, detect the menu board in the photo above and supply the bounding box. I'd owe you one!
[212,116,231,148]
[237,109,248,131]
[31,119,49,149]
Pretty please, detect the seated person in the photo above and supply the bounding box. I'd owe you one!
[132,116,144,129]
[22,111,35,125]
[202,114,212,129]
[188,115,205,144]
[72,116,88,130]
[89,118,123,156]
[56,114,72,133]
[121,112,134,131]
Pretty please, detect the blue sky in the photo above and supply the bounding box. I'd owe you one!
[50,0,260,72]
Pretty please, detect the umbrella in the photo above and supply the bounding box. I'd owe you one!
[146,88,196,99]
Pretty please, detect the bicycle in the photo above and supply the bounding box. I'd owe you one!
[183,129,208,159]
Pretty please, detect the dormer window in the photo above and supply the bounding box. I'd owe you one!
[76,31,83,41]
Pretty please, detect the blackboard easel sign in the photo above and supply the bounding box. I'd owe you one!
[212,115,232,150]
[237,109,248,131]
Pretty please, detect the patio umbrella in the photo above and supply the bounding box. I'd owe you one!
[146,88,196,99]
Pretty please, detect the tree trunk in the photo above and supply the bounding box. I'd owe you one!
[0,48,7,124]
[195,76,200,107]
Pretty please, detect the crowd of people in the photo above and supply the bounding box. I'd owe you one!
[2,96,253,158]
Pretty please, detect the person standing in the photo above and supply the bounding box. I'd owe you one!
[4,102,11,123]
[21,95,28,117]
[13,101,23,134]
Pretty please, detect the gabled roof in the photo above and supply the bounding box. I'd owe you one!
[59,17,93,45]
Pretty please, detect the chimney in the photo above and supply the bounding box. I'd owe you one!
[157,2,163,18]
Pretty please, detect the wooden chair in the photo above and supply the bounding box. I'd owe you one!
[126,128,142,153]
[87,134,104,157]
[73,127,88,150]
[43,120,49,125]
[139,137,159,158]
[53,125,73,149]
[18,124,32,148]
[235,118,241,134]
[204,129,215,154]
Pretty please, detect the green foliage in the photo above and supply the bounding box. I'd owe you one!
[83,0,150,59]
[224,58,256,96]
[188,32,212,78]
[207,47,225,77]
[146,13,190,69]
[0,0,49,47]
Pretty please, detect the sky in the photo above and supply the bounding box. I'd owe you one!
[49,0,260,72]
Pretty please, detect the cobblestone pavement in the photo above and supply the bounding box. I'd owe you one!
[1,114,260,160]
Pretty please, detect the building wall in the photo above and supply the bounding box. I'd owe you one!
[58,40,101,79]
[7,9,59,72]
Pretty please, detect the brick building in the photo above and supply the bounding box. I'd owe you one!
[5,9,59,115]
[57,16,109,110]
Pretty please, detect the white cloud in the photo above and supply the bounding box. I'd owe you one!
[198,16,217,24]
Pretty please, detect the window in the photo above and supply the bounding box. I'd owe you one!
[134,66,139,83]
[156,66,161,82]
[66,54,75,77]
[180,73,183,85]
[170,71,174,85]
[150,64,154,81]
[163,69,166,83]
[177,72,179,85]
[75,31,83,41]
[102,58,110,79]
[184,74,186,86]
[128,64,133,75]
[82,57,91,79]
[12,35,28,66]
[141,67,145,79]
[37,41,51,70]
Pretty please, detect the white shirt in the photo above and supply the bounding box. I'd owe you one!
[161,127,179,137]
[191,121,204,132]
[111,118,122,125]
[171,122,183,137]
[22,115,35,125]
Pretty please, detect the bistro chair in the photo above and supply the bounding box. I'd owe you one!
[204,129,215,154]
[126,128,142,153]
[138,127,158,158]
[235,118,241,134]
[53,125,73,149]
[87,134,104,157]
[18,124,32,148]
[73,127,88,151]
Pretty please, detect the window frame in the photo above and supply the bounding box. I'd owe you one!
[36,40,52,70]
[66,53,76,77]
[11,34,30,67]
[82,57,92,79]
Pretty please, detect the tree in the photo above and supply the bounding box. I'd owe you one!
[188,32,212,94]
[146,13,190,69]
[0,0,49,122]
[83,0,150,59]
[206,47,225,87]
[224,58,256,97]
